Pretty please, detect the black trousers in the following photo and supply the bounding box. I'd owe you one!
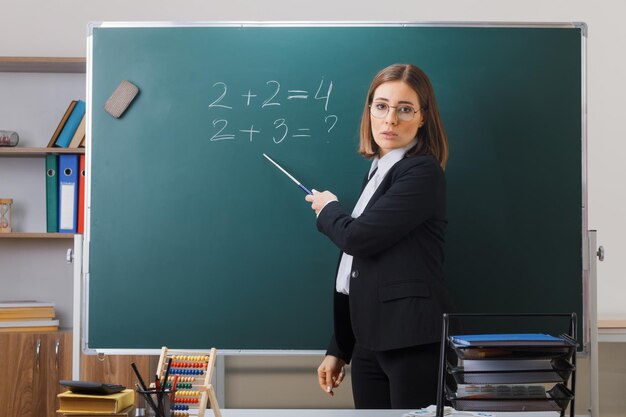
[351,342,441,409]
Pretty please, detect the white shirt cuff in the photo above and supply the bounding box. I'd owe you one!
[317,199,338,217]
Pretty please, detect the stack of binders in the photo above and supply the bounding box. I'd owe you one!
[45,100,87,234]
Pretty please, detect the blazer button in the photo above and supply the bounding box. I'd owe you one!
[351,270,359,279]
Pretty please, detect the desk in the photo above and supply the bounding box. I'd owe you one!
[220,410,561,417]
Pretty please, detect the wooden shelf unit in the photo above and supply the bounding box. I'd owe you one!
[0,149,83,237]
[0,64,85,235]
[0,233,75,239]
[0,56,87,417]
[0,57,85,73]
[0,147,85,156]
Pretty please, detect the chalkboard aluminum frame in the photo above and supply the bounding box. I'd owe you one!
[80,21,589,356]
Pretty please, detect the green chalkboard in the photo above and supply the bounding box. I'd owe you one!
[87,24,584,350]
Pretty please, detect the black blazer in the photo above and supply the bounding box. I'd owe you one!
[317,154,454,363]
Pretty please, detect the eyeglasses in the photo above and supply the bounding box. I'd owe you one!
[369,102,422,122]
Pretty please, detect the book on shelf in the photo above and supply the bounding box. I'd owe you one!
[0,319,59,332]
[47,101,77,148]
[55,100,86,148]
[57,405,134,416]
[451,333,567,347]
[0,316,56,322]
[0,301,55,319]
[68,115,86,148]
[57,389,134,414]
[0,301,55,308]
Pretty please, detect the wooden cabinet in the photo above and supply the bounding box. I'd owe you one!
[41,332,72,417]
[81,353,154,385]
[0,331,72,417]
[0,331,154,415]
[0,332,37,417]
[81,353,156,408]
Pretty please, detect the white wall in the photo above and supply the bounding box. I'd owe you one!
[3,0,624,319]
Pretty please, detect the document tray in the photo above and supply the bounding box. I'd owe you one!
[447,358,574,384]
[446,383,574,412]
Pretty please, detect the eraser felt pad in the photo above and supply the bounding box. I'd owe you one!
[104,80,139,118]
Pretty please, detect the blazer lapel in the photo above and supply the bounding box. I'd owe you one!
[362,167,393,212]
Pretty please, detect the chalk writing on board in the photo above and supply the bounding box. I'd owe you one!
[208,82,233,109]
[314,79,333,111]
[262,81,281,108]
[208,79,337,143]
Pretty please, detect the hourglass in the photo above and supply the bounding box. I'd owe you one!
[0,199,12,233]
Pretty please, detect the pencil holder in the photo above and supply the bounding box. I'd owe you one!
[136,387,175,417]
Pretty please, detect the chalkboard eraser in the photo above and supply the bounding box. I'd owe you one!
[104,80,139,118]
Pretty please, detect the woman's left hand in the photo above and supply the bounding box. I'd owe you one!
[305,189,338,215]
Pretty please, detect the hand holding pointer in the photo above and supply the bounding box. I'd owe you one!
[305,189,338,216]
[262,154,337,213]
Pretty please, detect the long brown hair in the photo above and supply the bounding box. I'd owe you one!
[359,64,449,169]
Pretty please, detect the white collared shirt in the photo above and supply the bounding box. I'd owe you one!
[335,139,418,295]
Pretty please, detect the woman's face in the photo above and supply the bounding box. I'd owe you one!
[370,81,424,157]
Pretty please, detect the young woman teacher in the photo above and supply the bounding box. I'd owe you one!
[305,64,455,409]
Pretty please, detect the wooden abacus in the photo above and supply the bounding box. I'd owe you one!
[155,347,222,417]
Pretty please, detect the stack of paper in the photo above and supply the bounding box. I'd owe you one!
[0,301,59,332]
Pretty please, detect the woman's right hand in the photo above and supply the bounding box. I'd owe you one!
[317,355,346,396]
[305,189,338,216]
